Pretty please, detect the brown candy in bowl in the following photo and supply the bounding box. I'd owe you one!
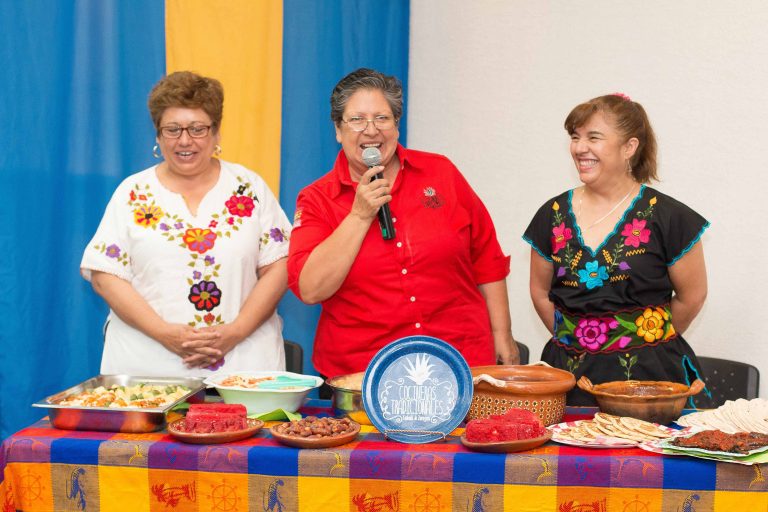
[468,365,576,426]
[577,376,705,425]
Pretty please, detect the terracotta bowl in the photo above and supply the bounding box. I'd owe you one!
[577,376,705,425]
[468,365,576,426]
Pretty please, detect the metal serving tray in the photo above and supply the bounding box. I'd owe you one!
[32,374,205,433]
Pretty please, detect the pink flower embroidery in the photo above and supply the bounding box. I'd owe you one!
[225,195,255,217]
[622,219,650,248]
[551,222,573,253]
[575,318,617,351]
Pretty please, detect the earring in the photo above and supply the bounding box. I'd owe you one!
[625,159,633,174]
[152,144,161,159]
[214,144,222,156]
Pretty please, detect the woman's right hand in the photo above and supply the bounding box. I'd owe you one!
[159,323,222,368]
[350,166,391,221]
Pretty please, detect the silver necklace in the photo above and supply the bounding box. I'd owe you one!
[578,184,635,230]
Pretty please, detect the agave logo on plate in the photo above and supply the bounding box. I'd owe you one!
[378,353,457,425]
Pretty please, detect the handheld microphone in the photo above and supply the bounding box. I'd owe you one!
[361,147,395,240]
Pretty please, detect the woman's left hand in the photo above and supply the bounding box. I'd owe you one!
[494,331,520,365]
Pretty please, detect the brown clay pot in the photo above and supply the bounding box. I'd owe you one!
[468,365,576,426]
[577,376,705,425]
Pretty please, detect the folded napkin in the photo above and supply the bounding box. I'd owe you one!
[248,408,302,422]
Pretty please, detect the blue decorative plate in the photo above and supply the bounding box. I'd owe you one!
[362,335,473,444]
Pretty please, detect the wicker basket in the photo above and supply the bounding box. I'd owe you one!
[467,365,576,426]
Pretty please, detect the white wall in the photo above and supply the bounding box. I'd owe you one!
[408,0,768,398]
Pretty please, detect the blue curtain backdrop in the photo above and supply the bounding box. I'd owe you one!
[278,0,410,376]
[0,0,409,440]
[0,1,166,440]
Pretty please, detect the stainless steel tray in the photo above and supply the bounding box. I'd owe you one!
[32,374,205,433]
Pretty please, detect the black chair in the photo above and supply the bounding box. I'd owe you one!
[284,340,304,374]
[516,341,530,365]
[691,356,760,409]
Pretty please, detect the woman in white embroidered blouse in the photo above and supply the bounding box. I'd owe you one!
[81,71,292,377]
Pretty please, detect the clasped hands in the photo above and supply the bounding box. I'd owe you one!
[162,322,244,368]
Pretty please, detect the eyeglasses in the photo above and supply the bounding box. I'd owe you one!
[159,124,212,139]
[342,115,396,132]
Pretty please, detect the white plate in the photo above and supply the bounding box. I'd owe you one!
[548,419,681,449]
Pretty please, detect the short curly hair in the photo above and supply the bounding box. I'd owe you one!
[330,68,402,126]
[148,71,224,134]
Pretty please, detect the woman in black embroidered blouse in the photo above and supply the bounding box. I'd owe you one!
[524,94,709,405]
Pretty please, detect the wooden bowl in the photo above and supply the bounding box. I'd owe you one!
[577,376,705,425]
[468,365,576,426]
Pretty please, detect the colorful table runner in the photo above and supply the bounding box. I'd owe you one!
[1,406,765,511]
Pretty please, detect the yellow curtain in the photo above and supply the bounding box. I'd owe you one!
[165,0,283,194]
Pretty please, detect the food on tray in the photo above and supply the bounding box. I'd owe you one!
[180,403,248,433]
[216,374,318,390]
[676,398,768,434]
[330,372,364,391]
[670,430,768,454]
[553,412,673,444]
[218,375,276,388]
[57,383,190,408]
[272,416,356,438]
[465,408,546,442]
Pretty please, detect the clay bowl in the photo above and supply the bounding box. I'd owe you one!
[468,365,576,426]
[577,376,705,425]
[326,372,371,425]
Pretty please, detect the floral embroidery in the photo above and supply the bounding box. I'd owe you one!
[226,195,255,217]
[206,357,225,371]
[575,317,617,351]
[188,280,221,311]
[634,307,667,343]
[554,305,676,354]
[133,204,164,228]
[122,174,285,329]
[577,260,608,289]
[261,228,289,246]
[93,242,129,266]
[183,228,217,254]
[551,222,572,253]
[549,192,658,290]
[422,186,444,208]
[105,244,121,258]
[622,219,650,248]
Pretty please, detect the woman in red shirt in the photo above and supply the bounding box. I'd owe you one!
[288,68,518,383]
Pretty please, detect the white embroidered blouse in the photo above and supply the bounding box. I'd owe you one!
[81,160,292,378]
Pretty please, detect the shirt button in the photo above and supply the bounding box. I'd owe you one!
[396,242,402,248]
[392,217,397,223]
[415,323,421,328]
[410,296,416,302]
[401,269,407,275]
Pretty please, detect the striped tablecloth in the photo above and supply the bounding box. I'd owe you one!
[1,406,765,511]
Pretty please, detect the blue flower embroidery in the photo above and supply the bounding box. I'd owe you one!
[578,260,608,289]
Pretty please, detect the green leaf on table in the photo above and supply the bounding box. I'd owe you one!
[249,409,302,422]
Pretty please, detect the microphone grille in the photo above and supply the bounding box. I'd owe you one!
[361,147,382,167]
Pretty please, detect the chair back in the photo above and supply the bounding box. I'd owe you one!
[284,340,304,374]
[692,356,759,409]
[516,341,530,365]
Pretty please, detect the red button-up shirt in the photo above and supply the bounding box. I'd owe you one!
[288,145,510,378]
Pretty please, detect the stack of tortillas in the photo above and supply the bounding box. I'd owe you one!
[553,412,673,444]
[676,398,768,434]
